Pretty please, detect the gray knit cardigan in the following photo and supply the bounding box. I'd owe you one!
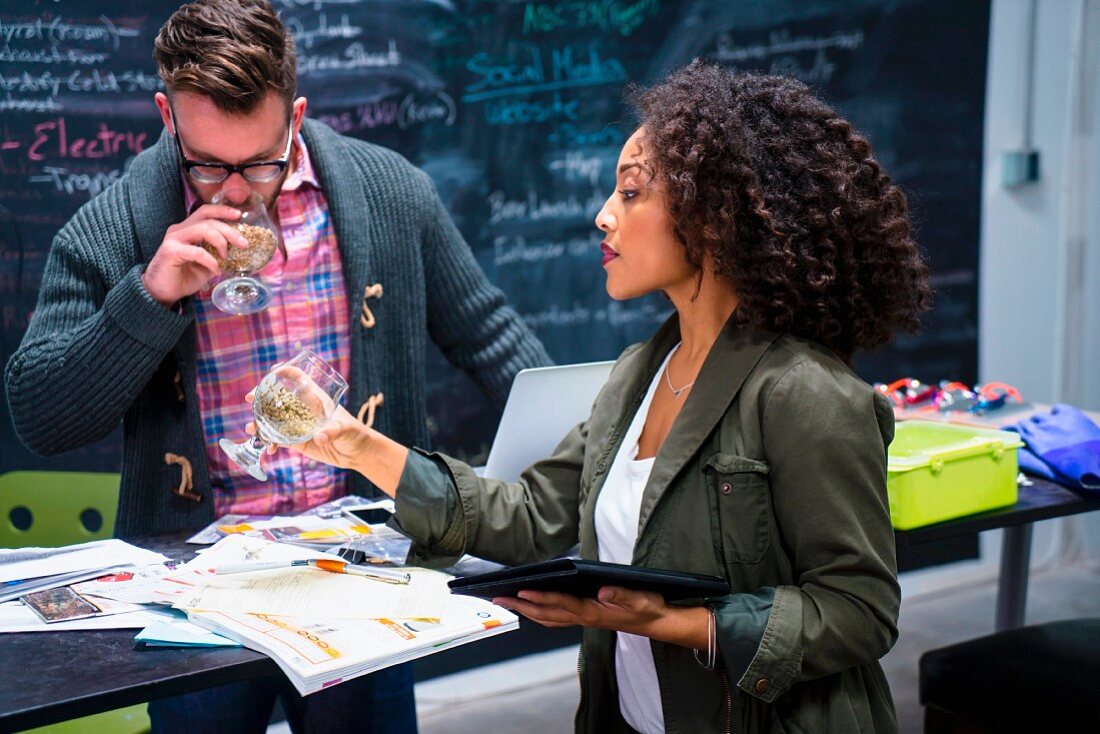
[5,118,550,537]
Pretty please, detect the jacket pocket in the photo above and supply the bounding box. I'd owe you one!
[704,453,772,564]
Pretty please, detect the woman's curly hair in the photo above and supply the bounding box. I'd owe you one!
[630,60,931,360]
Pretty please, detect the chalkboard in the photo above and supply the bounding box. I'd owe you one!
[0,0,990,473]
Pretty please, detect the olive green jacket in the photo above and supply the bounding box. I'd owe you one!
[395,315,900,733]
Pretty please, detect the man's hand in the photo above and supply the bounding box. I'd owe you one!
[141,204,248,307]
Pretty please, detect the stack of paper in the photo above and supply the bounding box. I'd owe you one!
[0,540,176,631]
[0,533,517,686]
[0,599,178,632]
[185,495,385,545]
[166,535,518,695]
[0,540,171,603]
[189,594,516,695]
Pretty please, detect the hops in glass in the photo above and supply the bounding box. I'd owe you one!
[219,350,348,481]
[204,191,280,315]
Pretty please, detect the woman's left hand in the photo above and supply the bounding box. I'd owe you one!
[493,586,670,637]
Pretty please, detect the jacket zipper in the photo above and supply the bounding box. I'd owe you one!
[721,671,733,733]
[576,646,587,729]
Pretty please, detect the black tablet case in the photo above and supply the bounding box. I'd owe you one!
[448,558,729,601]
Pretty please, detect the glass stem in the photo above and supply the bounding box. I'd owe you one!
[236,435,267,463]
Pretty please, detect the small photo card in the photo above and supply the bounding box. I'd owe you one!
[20,586,102,624]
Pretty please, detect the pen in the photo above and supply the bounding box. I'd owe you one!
[211,559,411,585]
[311,559,411,585]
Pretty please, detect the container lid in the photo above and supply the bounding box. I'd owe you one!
[887,420,1024,472]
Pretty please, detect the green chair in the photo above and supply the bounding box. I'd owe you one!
[0,471,151,734]
[0,471,121,548]
[18,705,150,734]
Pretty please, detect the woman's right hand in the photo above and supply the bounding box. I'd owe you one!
[298,404,379,471]
[246,402,374,472]
[247,396,409,495]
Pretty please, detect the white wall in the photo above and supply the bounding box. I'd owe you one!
[903,0,1100,598]
[980,0,1099,410]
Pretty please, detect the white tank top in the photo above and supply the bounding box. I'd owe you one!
[593,346,677,734]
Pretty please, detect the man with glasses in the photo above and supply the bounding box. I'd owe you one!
[170,105,294,196]
[6,1,550,732]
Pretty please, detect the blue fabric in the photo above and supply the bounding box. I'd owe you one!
[1015,445,1059,482]
[149,663,417,734]
[1012,404,1100,493]
[709,587,776,679]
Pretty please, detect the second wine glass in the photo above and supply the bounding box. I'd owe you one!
[219,350,348,481]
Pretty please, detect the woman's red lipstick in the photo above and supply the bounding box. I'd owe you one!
[600,242,619,266]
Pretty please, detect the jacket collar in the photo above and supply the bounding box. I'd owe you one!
[586,312,781,545]
[131,128,185,264]
[298,118,375,400]
[297,117,373,300]
[645,315,780,516]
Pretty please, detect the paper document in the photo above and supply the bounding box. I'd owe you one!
[188,594,518,695]
[216,515,372,546]
[0,600,176,633]
[174,567,450,620]
[136,619,241,648]
[0,543,102,565]
[186,514,257,545]
[71,564,180,605]
[186,496,382,544]
[0,540,169,584]
[0,566,119,605]
[166,535,450,620]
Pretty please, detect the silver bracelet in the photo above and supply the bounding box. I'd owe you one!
[693,606,717,671]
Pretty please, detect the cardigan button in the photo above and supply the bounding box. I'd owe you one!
[595,460,607,474]
[754,678,769,694]
[720,481,733,495]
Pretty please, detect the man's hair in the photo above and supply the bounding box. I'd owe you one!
[154,0,297,115]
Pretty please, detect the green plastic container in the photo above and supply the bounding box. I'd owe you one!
[887,421,1023,530]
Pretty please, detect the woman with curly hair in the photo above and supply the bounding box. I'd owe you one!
[267,60,929,732]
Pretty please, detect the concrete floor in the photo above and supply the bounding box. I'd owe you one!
[268,556,1100,734]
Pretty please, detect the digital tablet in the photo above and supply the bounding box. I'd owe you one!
[447,558,729,602]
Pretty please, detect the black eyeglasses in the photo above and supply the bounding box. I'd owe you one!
[170,108,294,184]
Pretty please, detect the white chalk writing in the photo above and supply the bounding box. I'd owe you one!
[297,39,401,75]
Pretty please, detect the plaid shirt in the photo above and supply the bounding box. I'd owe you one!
[186,136,351,516]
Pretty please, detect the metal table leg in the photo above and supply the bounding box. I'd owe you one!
[995,524,1033,631]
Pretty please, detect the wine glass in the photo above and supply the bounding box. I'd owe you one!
[205,191,280,315]
[219,350,348,481]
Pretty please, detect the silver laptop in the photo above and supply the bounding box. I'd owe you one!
[481,361,615,481]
